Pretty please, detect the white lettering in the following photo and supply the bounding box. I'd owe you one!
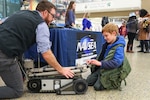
[77,40,97,52]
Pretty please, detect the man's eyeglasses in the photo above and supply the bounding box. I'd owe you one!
[47,10,55,18]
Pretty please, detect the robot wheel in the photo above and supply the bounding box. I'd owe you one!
[27,79,41,92]
[73,79,88,94]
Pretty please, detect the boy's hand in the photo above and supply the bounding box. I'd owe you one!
[87,59,101,66]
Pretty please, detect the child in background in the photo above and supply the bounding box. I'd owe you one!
[119,20,127,38]
[82,12,92,31]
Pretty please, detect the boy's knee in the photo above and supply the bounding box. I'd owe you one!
[94,85,100,91]
[94,84,105,91]
[86,79,94,86]
[86,77,96,86]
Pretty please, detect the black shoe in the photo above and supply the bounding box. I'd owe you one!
[144,51,149,53]
[138,50,144,52]
[136,45,141,48]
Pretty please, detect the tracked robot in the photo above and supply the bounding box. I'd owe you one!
[23,59,90,95]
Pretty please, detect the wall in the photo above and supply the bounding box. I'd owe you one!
[76,0,150,18]
[76,0,141,13]
[141,0,150,13]
[76,10,138,18]
[76,0,141,18]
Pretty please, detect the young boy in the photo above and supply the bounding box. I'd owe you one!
[86,23,126,90]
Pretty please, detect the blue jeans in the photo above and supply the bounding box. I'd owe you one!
[0,50,23,99]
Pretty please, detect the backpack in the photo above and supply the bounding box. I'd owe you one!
[92,44,131,90]
[142,19,150,33]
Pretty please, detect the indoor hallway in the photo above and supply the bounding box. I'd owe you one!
[0,39,150,100]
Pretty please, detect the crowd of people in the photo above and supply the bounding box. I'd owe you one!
[0,0,150,99]
[118,9,150,53]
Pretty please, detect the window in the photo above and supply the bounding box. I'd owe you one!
[0,0,4,19]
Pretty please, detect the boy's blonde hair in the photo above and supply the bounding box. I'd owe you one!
[102,23,119,35]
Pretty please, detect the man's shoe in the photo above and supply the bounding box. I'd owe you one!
[144,51,149,53]
[136,45,141,48]
[129,51,134,53]
[138,50,144,52]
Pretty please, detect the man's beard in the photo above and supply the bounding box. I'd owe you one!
[45,15,51,26]
[45,19,50,26]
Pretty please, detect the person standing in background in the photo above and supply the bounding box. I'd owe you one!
[65,1,76,28]
[126,12,138,53]
[119,20,127,38]
[82,12,92,31]
[138,9,150,53]
[101,16,109,27]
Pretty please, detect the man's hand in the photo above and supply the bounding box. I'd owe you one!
[42,50,74,78]
[59,67,74,78]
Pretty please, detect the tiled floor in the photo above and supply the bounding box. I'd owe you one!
[1,39,150,100]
